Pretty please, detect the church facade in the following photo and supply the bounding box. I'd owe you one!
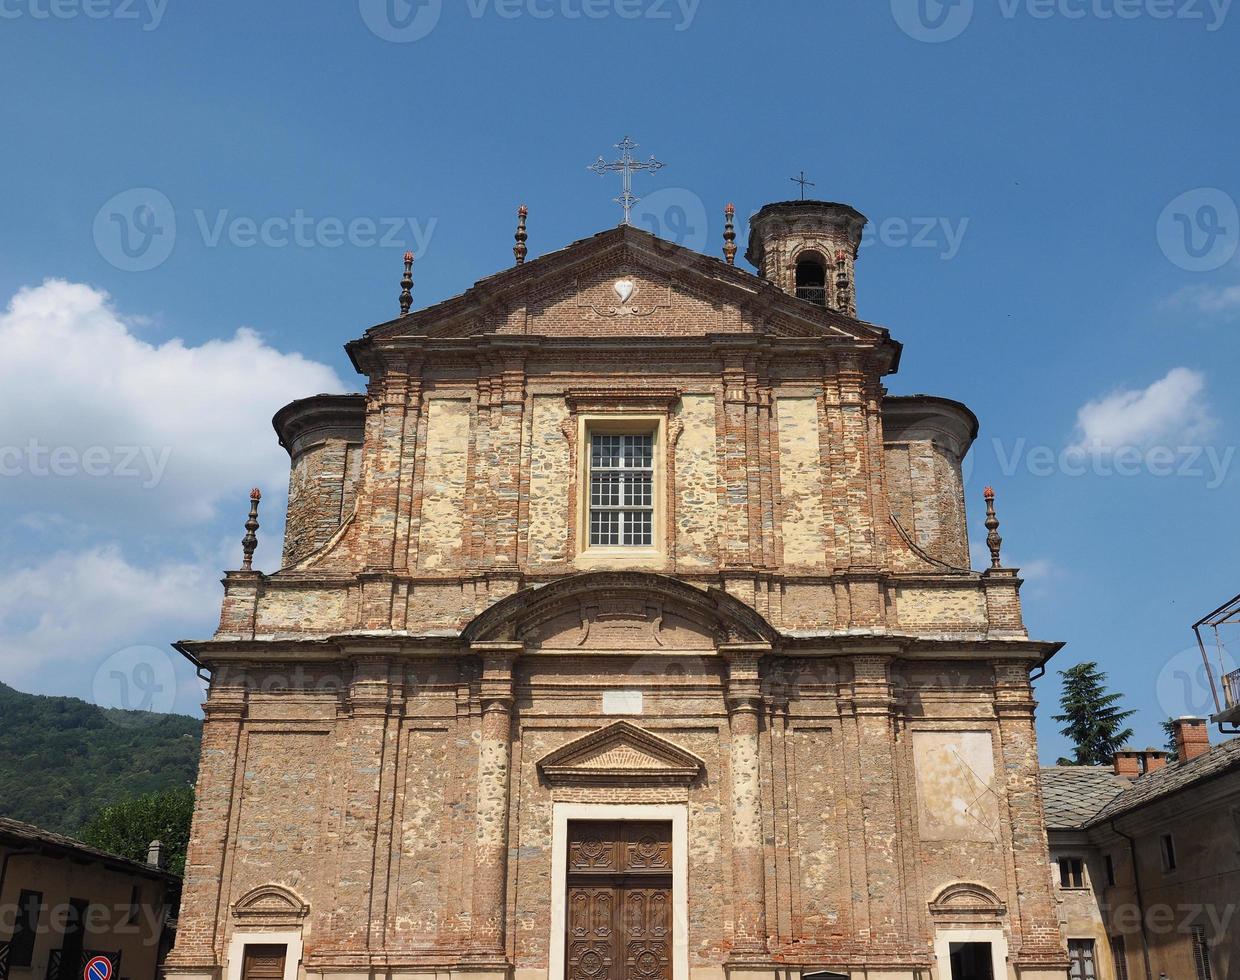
[166,199,1069,980]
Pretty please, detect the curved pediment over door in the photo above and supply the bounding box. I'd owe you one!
[461,571,778,653]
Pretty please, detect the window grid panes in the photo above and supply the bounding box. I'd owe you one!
[1068,940,1097,980]
[589,433,654,547]
[1192,927,1213,980]
[1110,937,1129,980]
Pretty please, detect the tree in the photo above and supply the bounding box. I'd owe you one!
[1053,662,1136,766]
[1160,718,1180,763]
[80,785,195,878]
[0,681,200,835]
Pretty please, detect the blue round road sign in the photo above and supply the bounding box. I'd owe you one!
[85,956,113,980]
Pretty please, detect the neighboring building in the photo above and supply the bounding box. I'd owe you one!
[0,818,177,980]
[1041,718,1239,980]
[166,196,1071,980]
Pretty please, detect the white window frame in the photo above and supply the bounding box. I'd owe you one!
[575,414,666,567]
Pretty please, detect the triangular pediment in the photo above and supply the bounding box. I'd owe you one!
[537,720,705,786]
[348,225,897,368]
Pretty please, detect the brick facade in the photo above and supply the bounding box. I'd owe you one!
[166,201,1068,980]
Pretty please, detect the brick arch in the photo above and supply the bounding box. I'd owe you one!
[460,571,779,646]
[230,883,309,926]
[928,881,1008,921]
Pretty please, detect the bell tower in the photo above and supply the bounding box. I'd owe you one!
[745,200,867,317]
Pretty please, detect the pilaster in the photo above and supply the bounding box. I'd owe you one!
[165,679,246,971]
[983,567,1027,636]
[721,643,772,962]
[848,655,907,950]
[216,571,261,638]
[720,351,754,569]
[464,641,521,968]
[323,655,400,954]
[994,663,1070,971]
[362,365,415,570]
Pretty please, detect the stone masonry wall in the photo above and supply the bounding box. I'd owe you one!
[175,652,1061,980]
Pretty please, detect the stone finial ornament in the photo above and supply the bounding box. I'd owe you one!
[399,251,415,315]
[723,203,737,266]
[983,486,1003,568]
[241,488,261,571]
[514,205,529,266]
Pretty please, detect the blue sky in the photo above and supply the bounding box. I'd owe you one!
[1,0,1237,761]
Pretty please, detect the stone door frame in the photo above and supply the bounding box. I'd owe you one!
[932,928,1010,980]
[548,803,688,980]
[225,931,303,980]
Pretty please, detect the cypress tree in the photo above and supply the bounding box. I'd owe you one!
[1053,662,1136,766]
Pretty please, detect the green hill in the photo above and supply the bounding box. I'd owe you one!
[0,681,201,834]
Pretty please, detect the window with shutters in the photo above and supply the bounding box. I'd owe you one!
[1059,856,1086,889]
[1068,940,1097,980]
[9,890,41,967]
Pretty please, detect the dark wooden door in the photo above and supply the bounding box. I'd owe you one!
[566,821,672,980]
[241,944,287,980]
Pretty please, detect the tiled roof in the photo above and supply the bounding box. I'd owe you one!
[1040,737,1240,829]
[1039,766,1132,829]
[1090,737,1240,825]
[0,816,177,880]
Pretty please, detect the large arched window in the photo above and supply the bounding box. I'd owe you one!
[795,251,828,306]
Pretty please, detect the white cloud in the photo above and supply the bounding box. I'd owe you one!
[0,280,348,706]
[0,279,347,526]
[0,546,216,703]
[1165,283,1240,316]
[1018,558,1057,581]
[1068,367,1214,453]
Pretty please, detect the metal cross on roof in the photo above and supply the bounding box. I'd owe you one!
[791,170,816,200]
[588,136,666,226]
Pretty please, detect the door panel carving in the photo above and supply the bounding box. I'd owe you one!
[566,822,672,980]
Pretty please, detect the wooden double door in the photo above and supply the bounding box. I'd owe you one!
[566,821,672,980]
